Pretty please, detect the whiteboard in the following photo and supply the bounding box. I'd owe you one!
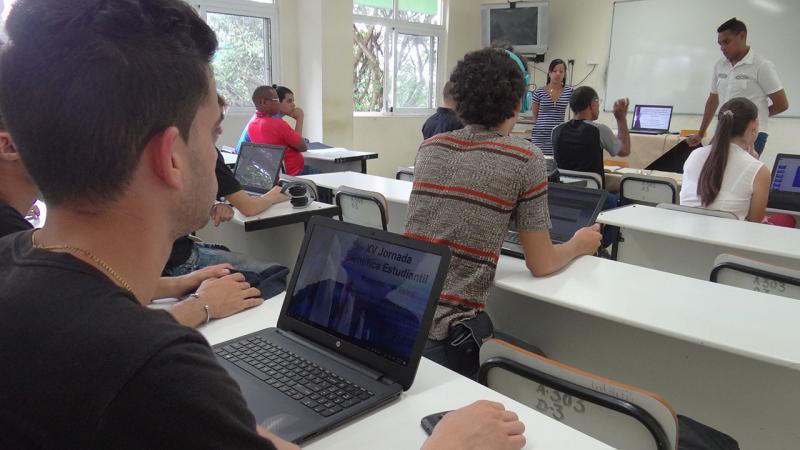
[605,0,800,117]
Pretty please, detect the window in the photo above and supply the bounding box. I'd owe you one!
[196,1,278,109]
[353,0,443,114]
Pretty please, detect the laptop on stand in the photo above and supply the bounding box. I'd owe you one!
[234,142,286,195]
[213,217,451,443]
[767,153,800,213]
[502,183,608,258]
[630,104,673,135]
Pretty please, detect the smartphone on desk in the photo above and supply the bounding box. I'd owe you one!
[420,411,452,435]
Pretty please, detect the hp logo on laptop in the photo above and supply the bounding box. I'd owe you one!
[336,341,342,348]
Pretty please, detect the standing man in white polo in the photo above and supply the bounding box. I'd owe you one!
[687,18,789,156]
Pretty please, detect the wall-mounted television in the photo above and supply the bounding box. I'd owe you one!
[481,2,549,55]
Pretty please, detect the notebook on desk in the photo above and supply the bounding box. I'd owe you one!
[767,153,800,212]
[234,143,285,194]
[213,217,450,443]
[502,183,608,258]
[630,104,673,135]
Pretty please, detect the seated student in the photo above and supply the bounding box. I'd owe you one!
[248,85,316,176]
[405,48,601,377]
[164,94,289,277]
[234,85,302,152]
[0,110,263,329]
[422,81,464,139]
[552,86,631,188]
[0,1,526,449]
[681,97,795,227]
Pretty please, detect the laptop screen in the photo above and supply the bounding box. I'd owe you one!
[285,223,443,367]
[631,105,673,131]
[768,154,800,211]
[548,185,606,242]
[234,143,285,193]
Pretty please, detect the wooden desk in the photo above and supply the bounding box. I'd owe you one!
[200,293,613,450]
[597,204,800,279]
[300,172,412,233]
[304,143,378,174]
[195,201,339,270]
[489,255,800,450]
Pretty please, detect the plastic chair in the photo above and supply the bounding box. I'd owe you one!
[479,338,678,450]
[396,168,414,181]
[619,174,678,206]
[710,254,800,300]
[656,203,737,220]
[558,169,603,190]
[335,185,389,230]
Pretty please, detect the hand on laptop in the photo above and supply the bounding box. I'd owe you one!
[422,401,526,450]
[257,426,300,450]
[264,185,290,206]
[572,223,602,255]
[192,272,264,320]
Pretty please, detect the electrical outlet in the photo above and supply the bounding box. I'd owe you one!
[586,57,599,66]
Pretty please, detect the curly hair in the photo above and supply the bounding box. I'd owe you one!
[449,48,527,128]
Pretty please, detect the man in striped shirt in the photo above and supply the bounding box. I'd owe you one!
[405,48,601,376]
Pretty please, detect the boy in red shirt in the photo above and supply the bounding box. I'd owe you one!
[247,85,311,176]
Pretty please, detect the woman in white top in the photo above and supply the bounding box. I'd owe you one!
[680,97,771,222]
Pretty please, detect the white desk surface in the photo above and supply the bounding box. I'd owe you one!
[305,147,378,161]
[597,204,800,260]
[200,293,612,450]
[494,255,800,370]
[300,171,412,205]
[230,201,338,226]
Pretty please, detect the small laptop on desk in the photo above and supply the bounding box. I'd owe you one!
[235,142,285,194]
[630,104,673,135]
[213,217,451,443]
[767,153,800,212]
[502,183,608,258]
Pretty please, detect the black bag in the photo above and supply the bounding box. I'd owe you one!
[444,312,494,378]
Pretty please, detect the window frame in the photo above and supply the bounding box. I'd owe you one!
[194,0,280,114]
[353,0,446,117]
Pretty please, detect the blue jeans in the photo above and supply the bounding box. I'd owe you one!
[754,132,768,156]
[164,243,278,277]
[299,164,322,175]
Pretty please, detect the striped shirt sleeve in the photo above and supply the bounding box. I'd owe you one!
[514,152,551,232]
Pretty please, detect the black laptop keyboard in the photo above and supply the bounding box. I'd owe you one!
[215,336,374,417]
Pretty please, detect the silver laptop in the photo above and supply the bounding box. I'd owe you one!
[502,183,607,258]
[213,217,451,443]
[234,143,285,194]
[767,153,800,213]
[630,104,673,135]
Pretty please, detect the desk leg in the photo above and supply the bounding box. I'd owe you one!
[361,159,367,174]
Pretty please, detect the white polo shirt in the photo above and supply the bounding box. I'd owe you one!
[710,49,782,132]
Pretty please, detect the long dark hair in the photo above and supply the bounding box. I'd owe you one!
[697,97,758,206]
[546,59,567,87]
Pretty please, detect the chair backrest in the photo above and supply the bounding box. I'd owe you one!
[335,185,389,230]
[479,338,678,450]
[619,174,678,206]
[656,203,737,220]
[711,254,800,300]
[279,174,318,200]
[558,169,603,190]
[396,168,414,181]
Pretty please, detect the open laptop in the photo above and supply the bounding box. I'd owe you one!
[234,142,285,194]
[630,104,673,135]
[213,217,451,443]
[767,153,800,213]
[502,183,608,258]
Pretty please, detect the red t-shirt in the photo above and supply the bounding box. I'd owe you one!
[247,112,304,176]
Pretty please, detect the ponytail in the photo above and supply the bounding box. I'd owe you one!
[697,98,758,206]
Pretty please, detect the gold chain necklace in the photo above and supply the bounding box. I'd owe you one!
[31,231,134,293]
